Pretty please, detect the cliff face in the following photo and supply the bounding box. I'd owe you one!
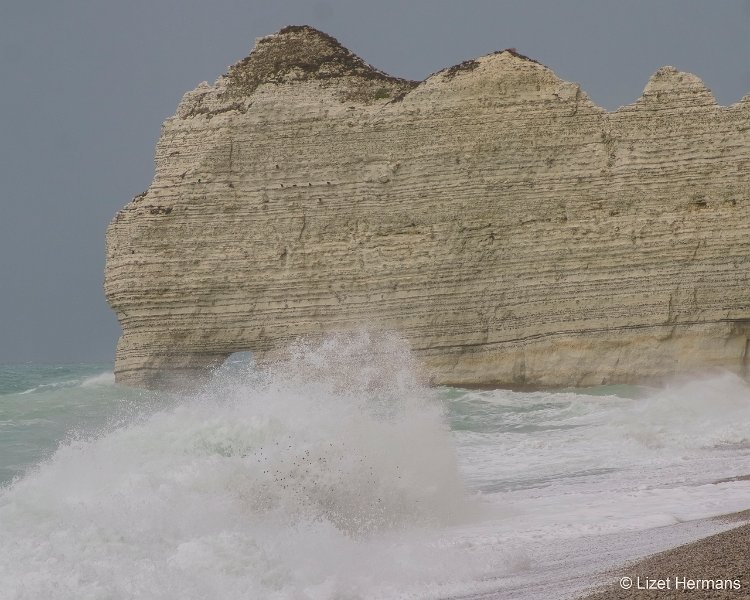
[105,26,750,388]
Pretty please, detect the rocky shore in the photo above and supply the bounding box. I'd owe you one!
[583,513,750,599]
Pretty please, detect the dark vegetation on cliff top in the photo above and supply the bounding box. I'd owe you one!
[224,25,417,101]
[222,25,541,103]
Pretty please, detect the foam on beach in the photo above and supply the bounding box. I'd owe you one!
[1,337,749,599]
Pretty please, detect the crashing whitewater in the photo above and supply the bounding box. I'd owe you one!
[1,333,750,599]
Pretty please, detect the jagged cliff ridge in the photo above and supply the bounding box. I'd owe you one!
[105,25,750,388]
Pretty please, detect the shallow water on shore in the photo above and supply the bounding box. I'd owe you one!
[2,335,749,599]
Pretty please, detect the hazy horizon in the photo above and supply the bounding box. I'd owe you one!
[2,0,749,363]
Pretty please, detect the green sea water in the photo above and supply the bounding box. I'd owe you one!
[0,364,144,484]
[1,340,749,599]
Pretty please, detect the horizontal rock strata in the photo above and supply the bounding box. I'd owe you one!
[105,25,750,388]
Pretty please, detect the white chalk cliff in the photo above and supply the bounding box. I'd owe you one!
[105,26,750,388]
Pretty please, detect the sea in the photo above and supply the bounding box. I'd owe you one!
[1,333,749,600]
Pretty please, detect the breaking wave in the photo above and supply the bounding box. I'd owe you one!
[0,333,498,600]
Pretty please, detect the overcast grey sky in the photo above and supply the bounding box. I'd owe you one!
[1,0,749,364]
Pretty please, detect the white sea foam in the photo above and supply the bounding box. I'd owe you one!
[0,333,508,600]
[17,371,114,394]
[79,372,116,388]
[452,370,750,546]
[2,342,750,599]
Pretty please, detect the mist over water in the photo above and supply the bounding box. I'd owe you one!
[0,335,492,600]
[2,334,750,599]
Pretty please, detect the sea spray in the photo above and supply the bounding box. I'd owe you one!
[0,333,496,600]
[449,371,750,543]
[607,371,750,449]
[189,331,471,535]
[3,350,750,599]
